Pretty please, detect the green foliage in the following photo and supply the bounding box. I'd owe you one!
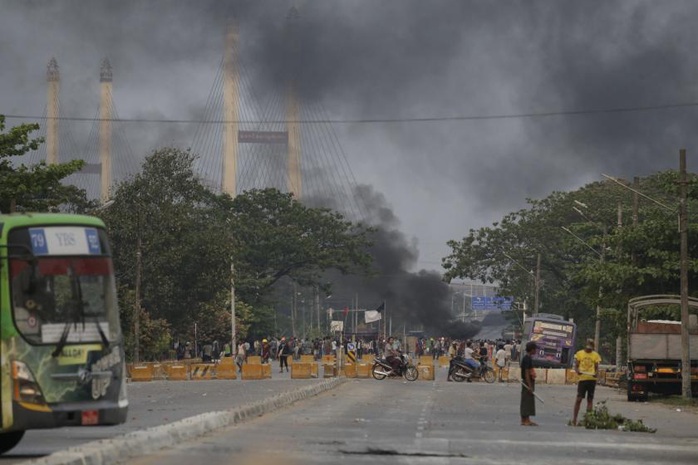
[101,147,234,332]
[100,147,373,346]
[577,401,656,433]
[443,172,698,348]
[229,188,374,304]
[118,286,171,362]
[0,115,93,213]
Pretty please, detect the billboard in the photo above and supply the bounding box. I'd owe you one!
[238,130,288,144]
[470,296,513,311]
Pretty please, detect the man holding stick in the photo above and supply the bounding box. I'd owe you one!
[520,341,538,426]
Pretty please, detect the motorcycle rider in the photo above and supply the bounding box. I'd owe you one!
[384,336,401,374]
[447,340,465,381]
[463,341,482,382]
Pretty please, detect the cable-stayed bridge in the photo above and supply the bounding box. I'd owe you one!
[13,9,367,221]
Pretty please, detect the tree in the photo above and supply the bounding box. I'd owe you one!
[229,188,374,305]
[100,148,374,347]
[100,147,233,334]
[443,172,698,347]
[0,115,92,213]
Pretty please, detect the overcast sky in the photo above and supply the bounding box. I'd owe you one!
[3,0,698,274]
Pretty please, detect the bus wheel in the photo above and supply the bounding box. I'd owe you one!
[0,431,25,455]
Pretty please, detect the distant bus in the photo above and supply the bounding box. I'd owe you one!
[0,214,128,454]
[521,313,576,368]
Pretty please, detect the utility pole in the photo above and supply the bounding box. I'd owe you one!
[594,225,607,352]
[534,253,541,314]
[602,168,690,388]
[314,286,320,333]
[292,282,297,338]
[231,262,236,354]
[134,236,141,363]
[678,149,691,399]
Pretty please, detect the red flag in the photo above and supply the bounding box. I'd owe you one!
[343,307,349,317]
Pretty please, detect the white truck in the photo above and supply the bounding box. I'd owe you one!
[626,295,698,401]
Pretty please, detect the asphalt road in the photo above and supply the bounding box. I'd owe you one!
[4,367,698,465]
[1,370,326,465]
[121,380,698,465]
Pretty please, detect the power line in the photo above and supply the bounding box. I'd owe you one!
[4,100,698,125]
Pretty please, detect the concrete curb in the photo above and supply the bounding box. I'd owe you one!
[24,377,345,465]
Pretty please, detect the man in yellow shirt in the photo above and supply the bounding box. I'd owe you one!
[572,339,602,425]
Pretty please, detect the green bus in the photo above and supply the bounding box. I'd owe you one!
[0,213,128,454]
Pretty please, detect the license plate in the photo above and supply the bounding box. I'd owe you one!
[81,410,99,425]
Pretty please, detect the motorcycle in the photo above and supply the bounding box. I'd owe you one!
[372,353,419,381]
[449,356,496,383]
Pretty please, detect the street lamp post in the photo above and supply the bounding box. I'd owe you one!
[503,252,541,314]
[568,201,609,351]
[602,149,692,399]
[561,224,604,350]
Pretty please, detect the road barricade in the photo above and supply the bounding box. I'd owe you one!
[508,366,522,382]
[190,363,215,380]
[546,368,567,384]
[417,363,435,381]
[356,363,371,378]
[242,363,264,380]
[215,361,238,380]
[419,356,434,366]
[247,355,262,365]
[291,362,313,379]
[165,364,188,381]
[360,354,375,364]
[323,363,337,378]
[129,364,154,382]
[437,355,451,368]
[342,363,357,378]
[494,365,510,382]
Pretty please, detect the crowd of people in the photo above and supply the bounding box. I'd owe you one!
[173,333,603,428]
[174,335,521,368]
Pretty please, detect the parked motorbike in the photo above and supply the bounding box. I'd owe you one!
[450,356,496,383]
[372,353,419,381]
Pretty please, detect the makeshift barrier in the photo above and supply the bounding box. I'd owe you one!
[437,355,451,368]
[360,354,375,364]
[241,363,265,380]
[342,363,357,378]
[129,364,154,382]
[215,362,238,380]
[165,364,188,381]
[356,363,371,378]
[291,362,313,379]
[419,356,434,366]
[322,363,337,378]
[546,368,567,384]
[417,364,435,381]
[190,363,215,380]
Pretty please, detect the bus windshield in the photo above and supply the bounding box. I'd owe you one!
[10,256,119,345]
